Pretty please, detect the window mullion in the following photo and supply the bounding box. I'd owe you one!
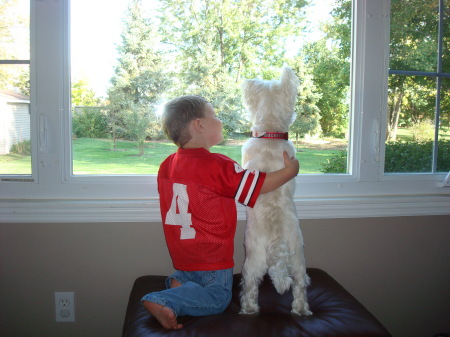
[352,0,390,182]
[34,0,65,185]
[432,0,445,173]
[30,0,38,182]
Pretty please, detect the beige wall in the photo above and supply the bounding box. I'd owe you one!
[0,215,449,337]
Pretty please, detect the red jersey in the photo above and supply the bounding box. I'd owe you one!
[158,147,266,271]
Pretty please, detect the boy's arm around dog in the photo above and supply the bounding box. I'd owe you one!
[260,151,299,194]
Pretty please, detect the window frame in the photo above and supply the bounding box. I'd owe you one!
[0,0,449,223]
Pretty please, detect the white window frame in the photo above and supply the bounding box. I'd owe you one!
[0,0,449,223]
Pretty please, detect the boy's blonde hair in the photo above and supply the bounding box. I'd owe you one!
[162,95,208,148]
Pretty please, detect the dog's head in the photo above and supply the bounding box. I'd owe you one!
[242,67,300,131]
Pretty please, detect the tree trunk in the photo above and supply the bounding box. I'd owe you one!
[110,111,117,149]
[387,90,404,141]
[139,139,145,155]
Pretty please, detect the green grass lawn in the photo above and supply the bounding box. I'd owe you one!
[0,153,32,175]
[2,127,448,175]
[213,143,340,174]
[395,126,450,141]
[71,138,179,174]
[0,137,346,175]
[72,138,342,174]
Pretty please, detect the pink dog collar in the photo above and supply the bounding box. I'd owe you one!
[252,131,289,140]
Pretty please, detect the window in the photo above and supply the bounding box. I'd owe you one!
[69,0,351,175]
[387,0,449,174]
[0,0,448,223]
[0,0,30,175]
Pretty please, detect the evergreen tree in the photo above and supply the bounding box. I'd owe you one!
[107,0,170,153]
[291,58,322,140]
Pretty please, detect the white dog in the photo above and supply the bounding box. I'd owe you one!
[239,67,311,316]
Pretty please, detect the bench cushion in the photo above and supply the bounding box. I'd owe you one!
[123,268,391,337]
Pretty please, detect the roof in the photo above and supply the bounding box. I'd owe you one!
[0,90,30,103]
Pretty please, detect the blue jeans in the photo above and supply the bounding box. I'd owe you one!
[141,268,233,317]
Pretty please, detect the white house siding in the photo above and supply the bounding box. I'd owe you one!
[0,93,31,155]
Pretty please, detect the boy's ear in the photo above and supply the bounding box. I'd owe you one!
[192,118,205,133]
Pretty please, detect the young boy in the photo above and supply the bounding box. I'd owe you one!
[142,95,299,329]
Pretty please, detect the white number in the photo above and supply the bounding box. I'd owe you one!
[165,183,196,240]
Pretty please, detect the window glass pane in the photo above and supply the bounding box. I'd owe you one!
[437,76,450,172]
[71,0,351,175]
[0,0,29,60]
[0,0,30,175]
[444,2,450,74]
[386,75,437,173]
[390,0,439,73]
[387,0,448,174]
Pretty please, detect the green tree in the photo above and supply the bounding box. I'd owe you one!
[72,78,100,106]
[303,39,349,136]
[290,58,322,140]
[158,0,308,136]
[387,0,448,140]
[302,0,351,136]
[0,0,29,94]
[71,78,105,139]
[107,0,170,154]
[313,0,448,140]
[12,69,29,96]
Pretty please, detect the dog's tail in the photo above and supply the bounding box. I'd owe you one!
[267,240,293,294]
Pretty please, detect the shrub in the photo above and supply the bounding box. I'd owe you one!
[385,140,450,172]
[410,119,434,141]
[321,140,450,173]
[72,107,109,138]
[320,150,347,173]
[10,139,31,156]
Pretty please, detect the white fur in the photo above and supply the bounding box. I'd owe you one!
[239,67,312,316]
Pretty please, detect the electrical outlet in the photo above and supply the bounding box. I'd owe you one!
[55,292,75,322]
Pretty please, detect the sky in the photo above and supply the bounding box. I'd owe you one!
[71,1,141,97]
[71,0,334,98]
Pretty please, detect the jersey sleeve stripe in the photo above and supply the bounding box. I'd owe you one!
[243,170,259,205]
[235,170,264,206]
[234,170,250,204]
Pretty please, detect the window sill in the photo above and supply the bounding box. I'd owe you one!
[1,194,448,223]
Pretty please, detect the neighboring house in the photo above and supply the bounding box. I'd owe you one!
[0,90,30,155]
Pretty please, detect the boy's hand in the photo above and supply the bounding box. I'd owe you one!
[260,151,300,194]
[283,151,300,176]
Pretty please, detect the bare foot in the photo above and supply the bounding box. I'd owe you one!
[143,301,183,329]
[170,278,182,288]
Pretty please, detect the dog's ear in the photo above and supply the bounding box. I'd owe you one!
[241,79,258,111]
[241,79,250,103]
[280,67,300,93]
[280,67,300,110]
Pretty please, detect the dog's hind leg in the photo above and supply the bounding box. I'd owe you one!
[291,277,312,316]
[239,251,267,314]
[290,245,312,316]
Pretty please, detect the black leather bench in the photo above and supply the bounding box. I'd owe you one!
[123,268,391,337]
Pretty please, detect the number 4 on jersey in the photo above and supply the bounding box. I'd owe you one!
[165,183,196,240]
